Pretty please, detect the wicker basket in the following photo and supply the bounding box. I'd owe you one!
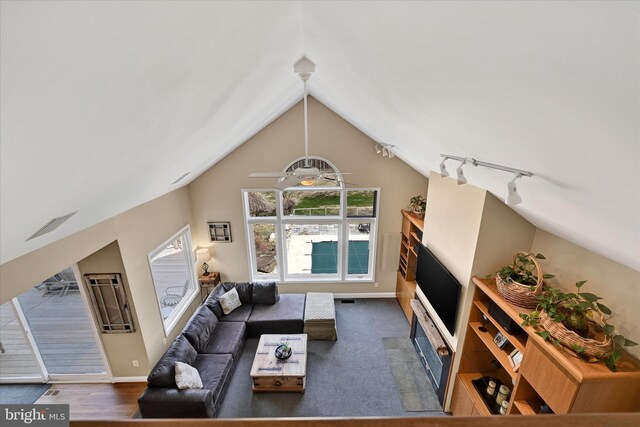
[495,252,544,309]
[539,310,612,360]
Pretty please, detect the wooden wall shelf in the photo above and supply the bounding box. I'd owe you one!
[395,210,424,321]
[451,276,640,417]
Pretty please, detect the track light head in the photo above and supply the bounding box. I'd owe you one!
[439,158,449,177]
[456,160,467,185]
[382,147,389,157]
[506,173,523,206]
[388,149,395,159]
[375,143,382,154]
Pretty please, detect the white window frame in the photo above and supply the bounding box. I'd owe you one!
[242,160,379,283]
[148,225,199,336]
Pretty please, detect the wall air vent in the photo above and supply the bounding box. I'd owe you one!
[26,212,77,241]
[171,172,190,185]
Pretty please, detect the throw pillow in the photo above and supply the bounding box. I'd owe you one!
[219,287,242,315]
[175,361,203,390]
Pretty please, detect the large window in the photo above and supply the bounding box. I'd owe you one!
[148,225,198,335]
[243,158,379,283]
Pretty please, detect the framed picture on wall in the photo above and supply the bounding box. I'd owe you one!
[208,222,232,243]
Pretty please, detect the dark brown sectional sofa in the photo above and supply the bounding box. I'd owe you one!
[137,282,306,418]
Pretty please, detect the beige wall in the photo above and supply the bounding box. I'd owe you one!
[0,187,198,370]
[77,241,151,377]
[421,173,536,410]
[531,230,640,359]
[188,96,428,294]
[422,173,487,347]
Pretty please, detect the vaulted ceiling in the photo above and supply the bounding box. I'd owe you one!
[1,1,638,270]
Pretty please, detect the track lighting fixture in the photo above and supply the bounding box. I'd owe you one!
[439,157,450,177]
[455,158,476,185]
[506,174,523,206]
[375,142,396,159]
[440,154,533,204]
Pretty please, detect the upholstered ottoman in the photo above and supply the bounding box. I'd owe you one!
[304,292,337,340]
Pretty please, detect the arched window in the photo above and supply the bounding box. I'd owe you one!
[242,157,379,283]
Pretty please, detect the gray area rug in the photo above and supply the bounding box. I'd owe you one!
[218,298,446,418]
[382,337,442,412]
[0,384,50,404]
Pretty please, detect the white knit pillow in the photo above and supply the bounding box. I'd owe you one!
[219,287,242,315]
[175,361,203,390]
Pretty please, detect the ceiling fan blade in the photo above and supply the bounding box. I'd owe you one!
[323,176,359,186]
[273,175,301,190]
[249,172,289,178]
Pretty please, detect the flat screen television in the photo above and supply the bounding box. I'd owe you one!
[416,244,461,335]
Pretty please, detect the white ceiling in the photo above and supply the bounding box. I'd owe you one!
[1,1,638,271]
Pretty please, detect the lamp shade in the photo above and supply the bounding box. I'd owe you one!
[196,248,212,264]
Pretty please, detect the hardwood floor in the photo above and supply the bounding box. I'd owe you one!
[34,383,146,420]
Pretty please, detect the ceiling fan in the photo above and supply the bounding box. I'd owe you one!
[248,57,350,190]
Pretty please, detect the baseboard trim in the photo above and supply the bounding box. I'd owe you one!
[111,376,147,383]
[333,292,396,299]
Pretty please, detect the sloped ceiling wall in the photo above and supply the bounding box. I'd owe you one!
[1,1,638,270]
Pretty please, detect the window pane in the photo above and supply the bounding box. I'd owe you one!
[282,190,341,216]
[247,191,276,217]
[348,222,371,275]
[149,232,194,320]
[347,190,377,217]
[285,224,339,275]
[253,223,277,276]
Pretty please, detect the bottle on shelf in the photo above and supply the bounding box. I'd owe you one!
[496,385,510,406]
[485,380,496,400]
[499,400,509,415]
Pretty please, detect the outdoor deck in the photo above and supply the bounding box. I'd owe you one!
[0,286,106,380]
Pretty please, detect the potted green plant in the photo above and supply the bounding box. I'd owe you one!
[520,280,637,371]
[493,252,554,308]
[408,195,426,219]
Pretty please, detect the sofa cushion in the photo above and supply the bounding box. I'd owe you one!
[200,321,246,361]
[219,303,253,322]
[219,287,242,315]
[247,294,306,337]
[204,286,226,318]
[175,361,203,390]
[182,305,219,352]
[192,354,233,408]
[147,335,197,388]
[252,282,278,305]
[223,282,253,304]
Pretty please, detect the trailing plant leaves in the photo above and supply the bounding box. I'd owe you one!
[571,345,586,355]
[597,303,612,315]
[575,280,587,288]
[537,331,551,341]
[579,292,601,302]
[535,253,546,259]
[543,274,555,279]
[614,335,626,347]
[624,339,638,347]
[604,324,615,336]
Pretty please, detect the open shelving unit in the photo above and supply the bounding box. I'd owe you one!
[451,276,640,417]
[395,210,424,322]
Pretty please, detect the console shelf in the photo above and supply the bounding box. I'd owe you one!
[451,276,640,417]
[395,210,424,322]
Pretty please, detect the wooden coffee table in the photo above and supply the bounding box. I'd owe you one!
[250,334,307,393]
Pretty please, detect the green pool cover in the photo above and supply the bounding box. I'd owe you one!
[311,241,369,274]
